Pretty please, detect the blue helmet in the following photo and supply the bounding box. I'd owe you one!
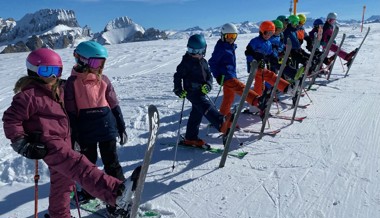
[74,41,108,59]
[187,34,207,55]
[313,19,324,27]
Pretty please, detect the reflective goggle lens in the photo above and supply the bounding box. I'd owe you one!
[37,66,62,78]
[187,47,206,55]
[263,31,274,36]
[224,33,237,40]
[87,58,106,69]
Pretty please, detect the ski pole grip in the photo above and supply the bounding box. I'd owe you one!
[220,75,225,86]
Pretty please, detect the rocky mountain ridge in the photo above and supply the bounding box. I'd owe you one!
[0,9,378,54]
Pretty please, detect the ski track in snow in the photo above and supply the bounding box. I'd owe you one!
[0,25,380,218]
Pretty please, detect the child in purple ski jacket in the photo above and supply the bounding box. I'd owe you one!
[2,48,137,218]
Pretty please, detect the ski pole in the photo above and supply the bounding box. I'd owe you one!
[172,98,185,171]
[73,185,82,218]
[302,88,313,103]
[213,75,225,104]
[339,57,345,73]
[34,160,39,218]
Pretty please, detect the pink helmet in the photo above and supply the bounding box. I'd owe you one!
[26,48,63,71]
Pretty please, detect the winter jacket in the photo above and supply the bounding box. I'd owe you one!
[283,24,301,50]
[208,39,237,82]
[3,77,69,143]
[322,22,334,46]
[245,35,279,71]
[174,53,213,94]
[269,34,285,58]
[64,69,125,144]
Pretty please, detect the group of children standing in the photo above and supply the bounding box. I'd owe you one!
[174,12,357,148]
[2,11,359,218]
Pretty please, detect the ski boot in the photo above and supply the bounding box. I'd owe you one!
[181,138,211,150]
[115,166,142,217]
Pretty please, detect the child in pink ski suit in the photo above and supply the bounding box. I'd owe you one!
[2,48,132,218]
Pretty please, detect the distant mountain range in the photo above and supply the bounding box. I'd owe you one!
[0,9,379,54]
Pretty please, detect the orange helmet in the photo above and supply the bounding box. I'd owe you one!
[259,21,275,34]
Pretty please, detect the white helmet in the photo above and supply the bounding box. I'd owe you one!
[220,23,238,41]
[327,12,337,20]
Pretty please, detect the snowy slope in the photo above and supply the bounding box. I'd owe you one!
[0,24,379,218]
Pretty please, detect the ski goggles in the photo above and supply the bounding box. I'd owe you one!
[26,61,62,78]
[187,46,207,55]
[263,31,274,36]
[75,53,106,70]
[87,58,106,69]
[224,33,238,40]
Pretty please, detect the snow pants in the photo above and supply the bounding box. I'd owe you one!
[328,44,350,60]
[44,138,123,218]
[253,69,290,96]
[79,139,125,181]
[220,78,260,116]
[185,93,224,140]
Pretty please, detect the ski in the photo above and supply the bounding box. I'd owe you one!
[344,27,371,77]
[162,142,248,158]
[219,60,258,168]
[242,110,305,122]
[307,26,339,90]
[243,128,280,136]
[130,105,160,218]
[259,38,292,139]
[271,115,306,122]
[279,101,310,109]
[326,33,346,80]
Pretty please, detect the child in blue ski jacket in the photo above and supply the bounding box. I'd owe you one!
[173,34,231,147]
[209,23,264,116]
[245,21,292,96]
[269,19,285,72]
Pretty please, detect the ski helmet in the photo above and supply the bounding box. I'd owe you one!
[313,19,324,27]
[288,15,300,26]
[276,15,287,23]
[187,34,207,55]
[272,19,284,29]
[260,21,275,34]
[74,41,108,59]
[298,14,307,25]
[26,48,63,78]
[220,23,238,42]
[327,12,337,20]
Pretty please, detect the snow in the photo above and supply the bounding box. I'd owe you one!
[1,23,380,218]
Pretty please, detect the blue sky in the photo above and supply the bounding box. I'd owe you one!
[0,0,378,33]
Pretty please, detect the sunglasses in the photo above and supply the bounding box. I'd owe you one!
[26,61,62,78]
[224,33,238,40]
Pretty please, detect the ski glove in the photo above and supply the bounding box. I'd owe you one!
[201,84,211,94]
[119,130,128,145]
[11,138,47,159]
[174,89,187,99]
[258,60,266,69]
[216,75,225,85]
